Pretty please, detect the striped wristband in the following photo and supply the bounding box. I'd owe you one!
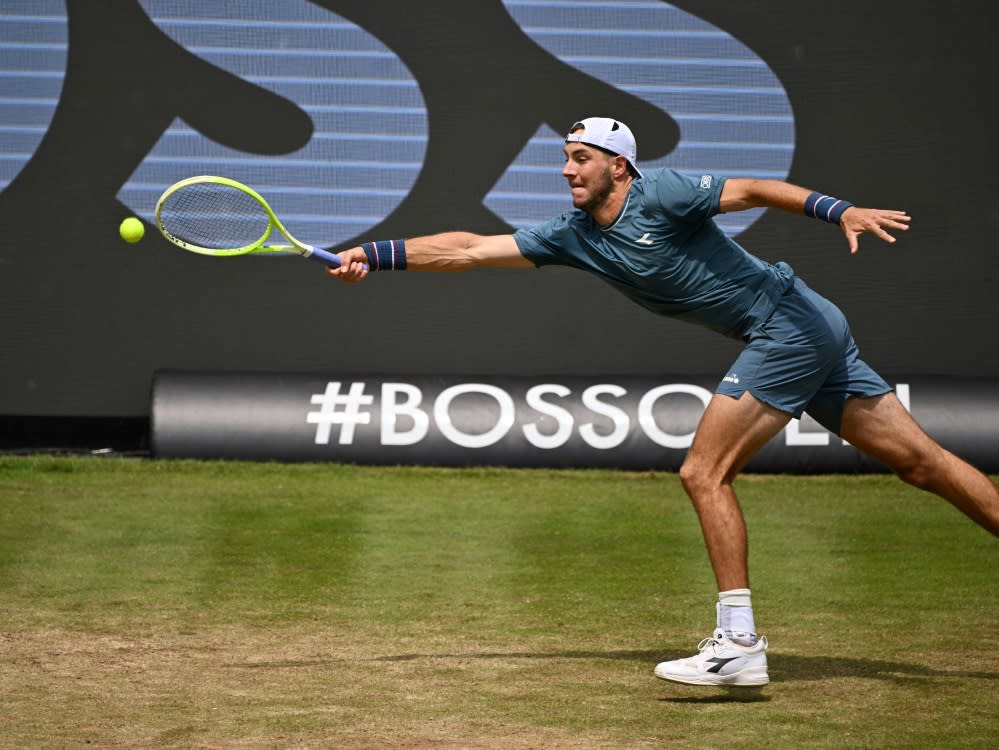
[362,239,407,271]
[804,192,853,225]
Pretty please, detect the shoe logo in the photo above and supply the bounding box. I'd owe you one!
[705,656,739,674]
[635,232,655,245]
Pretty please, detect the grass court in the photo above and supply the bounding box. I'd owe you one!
[1,456,996,748]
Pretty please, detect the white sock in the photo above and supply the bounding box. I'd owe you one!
[716,588,757,646]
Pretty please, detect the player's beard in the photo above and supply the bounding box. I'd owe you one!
[571,164,615,213]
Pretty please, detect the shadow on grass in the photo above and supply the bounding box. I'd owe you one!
[656,687,770,704]
[229,650,996,705]
[371,649,998,686]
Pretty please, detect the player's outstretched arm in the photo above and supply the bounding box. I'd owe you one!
[327,232,531,283]
[719,178,910,254]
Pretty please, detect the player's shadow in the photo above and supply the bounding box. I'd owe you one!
[373,648,997,703]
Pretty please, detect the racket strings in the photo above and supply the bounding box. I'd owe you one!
[159,182,271,252]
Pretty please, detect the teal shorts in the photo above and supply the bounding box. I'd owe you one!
[715,274,892,435]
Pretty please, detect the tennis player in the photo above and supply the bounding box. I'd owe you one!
[329,117,999,687]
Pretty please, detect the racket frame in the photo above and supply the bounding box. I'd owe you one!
[154,175,343,267]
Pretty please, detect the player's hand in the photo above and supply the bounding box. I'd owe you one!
[840,207,911,254]
[326,246,370,283]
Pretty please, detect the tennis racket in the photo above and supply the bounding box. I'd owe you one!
[154,175,359,269]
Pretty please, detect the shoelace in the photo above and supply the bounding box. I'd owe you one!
[696,635,724,654]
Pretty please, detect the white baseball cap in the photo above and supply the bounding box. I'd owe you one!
[565,117,643,178]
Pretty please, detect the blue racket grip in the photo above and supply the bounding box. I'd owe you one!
[306,246,369,271]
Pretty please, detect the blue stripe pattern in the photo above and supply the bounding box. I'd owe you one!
[488,0,796,238]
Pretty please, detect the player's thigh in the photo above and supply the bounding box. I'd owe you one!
[838,392,938,471]
[685,391,791,484]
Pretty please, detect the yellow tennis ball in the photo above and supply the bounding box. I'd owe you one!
[119,216,145,244]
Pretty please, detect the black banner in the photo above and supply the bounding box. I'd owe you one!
[151,371,999,473]
[1,3,996,419]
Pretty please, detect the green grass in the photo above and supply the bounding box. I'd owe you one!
[0,456,996,748]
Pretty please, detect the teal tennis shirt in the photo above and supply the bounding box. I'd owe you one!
[513,168,794,341]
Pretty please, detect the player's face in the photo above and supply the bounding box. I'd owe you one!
[562,142,616,213]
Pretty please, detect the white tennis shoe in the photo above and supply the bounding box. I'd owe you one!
[654,629,769,687]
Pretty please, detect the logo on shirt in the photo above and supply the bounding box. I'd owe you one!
[635,232,655,245]
[699,175,713,190]
[723,373,740,384]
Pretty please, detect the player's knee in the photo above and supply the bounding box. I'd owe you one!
[891,449,942,492]
[677,457,698,494]
[678,456,724,499]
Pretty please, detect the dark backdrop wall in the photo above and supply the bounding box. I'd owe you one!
[1,1,996,418]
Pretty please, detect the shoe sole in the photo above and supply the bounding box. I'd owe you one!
[654,665,770,687]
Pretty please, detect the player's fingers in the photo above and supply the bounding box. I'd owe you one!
[877,227,897,244]
[325,264,360,283]
[873,215,910,243]
[881,217,910,231]
[872,209,909,224]
[338,260,369,283]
